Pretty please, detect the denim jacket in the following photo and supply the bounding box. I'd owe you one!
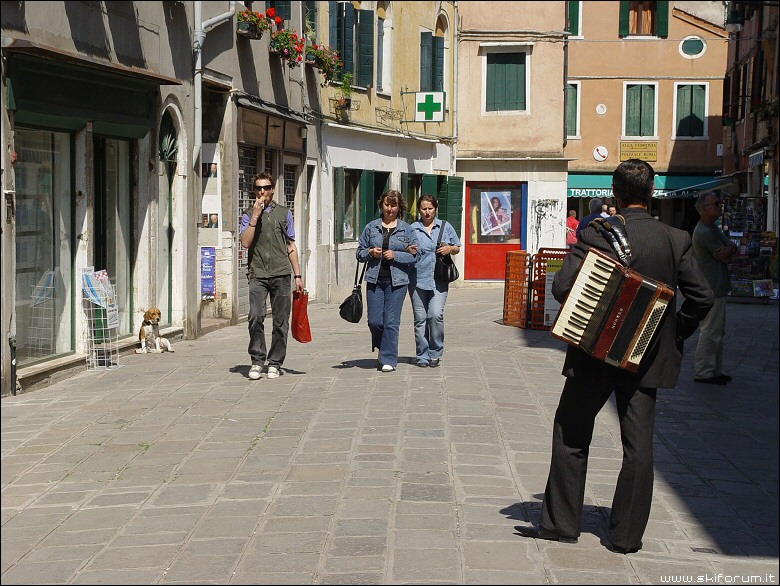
[356,219,420,286]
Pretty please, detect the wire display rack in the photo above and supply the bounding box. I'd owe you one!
[28,271,56,358]
[81,268,121,370]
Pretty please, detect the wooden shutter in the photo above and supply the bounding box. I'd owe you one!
[445,176,464,238]
[334,166,346,242]
[567,0,580,35]
[357,9,374,88]
[377,17,385,91]
[656,1,669,37]
[487,53,525,111]
[640,84,655,136]
[566,83,578,135]
[339,3,355,76]
[626,84,641,136]
[619,1,630,37]
[420,33,433,92]
[433,36,444,92]
[329,1,338,47]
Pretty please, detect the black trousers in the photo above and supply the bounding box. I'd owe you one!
[540,375,657,550]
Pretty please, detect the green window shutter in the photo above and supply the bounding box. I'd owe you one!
[433,36,445,92]
[377,17,385,91]
[359,170,376,232]
[420,32,433,92]
[329,1,338,47]
[269,1,291,21]
[357,10,374,88]
[619,1,630,37]
[677,85,705,136]
[566,83,578,135]
[445,176,464,238]
[334,166,346,242]
[338,3,355,76]
[422,174,439,200]
[487,53,525,111]
[567,1,580,35]
[626,84,641,136]
[640,84,655,136]
[656,1,669,37]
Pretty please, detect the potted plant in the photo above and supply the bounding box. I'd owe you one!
[305,43,342,87]
[269,28,306,68]
[337,72,353,110]
[237,9,272,39]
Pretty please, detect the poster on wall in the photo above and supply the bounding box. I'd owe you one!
[201,247,216,300]
[200,143,222,248]
[480,191,512,236]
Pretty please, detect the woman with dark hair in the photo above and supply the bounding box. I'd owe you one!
[408,194,461,367]
[356,190,420,372]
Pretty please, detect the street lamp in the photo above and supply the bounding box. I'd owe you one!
[725,5,741,34]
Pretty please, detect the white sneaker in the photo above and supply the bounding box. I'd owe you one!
[249,365,262,380]
[381,364,395,372]
[267,366,280,379]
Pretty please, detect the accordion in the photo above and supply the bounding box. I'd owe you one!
[551,248,675,372]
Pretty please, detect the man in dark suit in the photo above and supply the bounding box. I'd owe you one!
[516,159,713,554]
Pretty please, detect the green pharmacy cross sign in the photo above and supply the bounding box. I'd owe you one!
[415,92,445,122]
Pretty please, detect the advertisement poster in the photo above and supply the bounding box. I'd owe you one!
[200,143,222,248]
[544,258,563,326]
[201,247,216,300]
[481,191,512,236]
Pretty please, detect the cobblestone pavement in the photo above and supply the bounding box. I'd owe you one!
[2,286,778,584]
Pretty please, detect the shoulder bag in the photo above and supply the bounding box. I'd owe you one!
[434,220,460,283]
[339,261,367,323]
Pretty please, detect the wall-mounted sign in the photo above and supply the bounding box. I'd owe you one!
[596,103,607,115]
[415,92,445,122]
[592,146,609,162]
[620,141,657,161]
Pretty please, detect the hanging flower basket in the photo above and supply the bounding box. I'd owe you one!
[269,29,305,68]
[305,44,342,87]
[237,21,262,39]
[237,9,273,40]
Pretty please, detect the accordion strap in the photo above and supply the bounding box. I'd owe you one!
[589,215,632,266]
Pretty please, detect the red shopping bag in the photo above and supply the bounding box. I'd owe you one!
[291,290,312,343]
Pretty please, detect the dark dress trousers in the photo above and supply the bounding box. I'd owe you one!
[541,207,713,550]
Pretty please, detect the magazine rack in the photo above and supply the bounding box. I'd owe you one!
[81,268,120,370]
[28,271,56,358]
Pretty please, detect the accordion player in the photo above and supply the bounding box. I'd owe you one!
[551,248,675,372]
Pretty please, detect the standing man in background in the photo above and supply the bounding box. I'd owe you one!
[692,191,738,385]
[240,172,304,381]
[566,210,579,248]
[576,198,603,237]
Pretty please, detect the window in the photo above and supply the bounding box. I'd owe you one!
[619,1,669,38]
[486,50,527,112]
[334,168,389,243]
[268,0,292,22]
[679,36,706,59]
[376,16,385,92]
[420,32,444,92]
[567,1,582,36]
[624,82,657,137]
[675,83,707,138]
[330,2,374,87]
[566,82,580,137]
[304,1,316,39]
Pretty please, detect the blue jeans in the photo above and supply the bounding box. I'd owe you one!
[366,279,408,367]
[248,275,291,368]
[409,285,449,364]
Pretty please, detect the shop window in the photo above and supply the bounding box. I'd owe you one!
[15,128,74,365]
[675,83,707,138]
[334,168,389,243]
[624,82,657,137]
[468,184,523,245]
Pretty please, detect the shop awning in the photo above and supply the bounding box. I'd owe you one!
[567,173,735,199]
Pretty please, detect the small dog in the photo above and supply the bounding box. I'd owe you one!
[135,308,174,353]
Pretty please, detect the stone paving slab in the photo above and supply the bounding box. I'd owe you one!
[1,287,778,584]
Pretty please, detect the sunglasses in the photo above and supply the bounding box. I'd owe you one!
[254,185,273,191]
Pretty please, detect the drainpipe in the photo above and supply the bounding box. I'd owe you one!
[193,1,237,169]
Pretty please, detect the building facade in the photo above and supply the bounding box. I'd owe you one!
[565,1,729,231]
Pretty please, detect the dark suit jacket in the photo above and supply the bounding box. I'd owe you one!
[552,207,714,389]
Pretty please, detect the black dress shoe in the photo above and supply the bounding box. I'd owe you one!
[716,373,732,382]
[694,376,727,385]
[514,525,578,544]
[611,543,641,554]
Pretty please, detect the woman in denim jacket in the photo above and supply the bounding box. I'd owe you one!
[356,190,420,372]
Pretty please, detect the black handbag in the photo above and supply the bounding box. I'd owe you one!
[339,261,367,323]
[434,220,459,283]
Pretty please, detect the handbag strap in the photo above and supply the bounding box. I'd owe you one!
[354,260,367,286]
[436,220,448,249]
